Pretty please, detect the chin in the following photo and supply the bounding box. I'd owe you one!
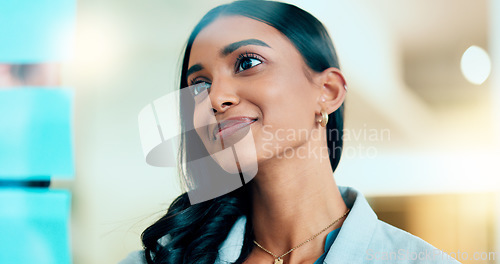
[210,129,259,180]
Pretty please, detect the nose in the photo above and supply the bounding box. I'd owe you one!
[209,80,240,114]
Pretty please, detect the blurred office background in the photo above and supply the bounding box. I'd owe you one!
[1,0,499,263]
[0,0,75,263]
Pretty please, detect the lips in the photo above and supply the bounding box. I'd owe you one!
[212,116,257,140]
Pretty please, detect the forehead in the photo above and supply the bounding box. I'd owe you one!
[189,15,295,62]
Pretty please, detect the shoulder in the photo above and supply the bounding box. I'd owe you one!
[366,220,461,263]
[215,216,247,264]
[326,186,461,264]
[119,217,246,264]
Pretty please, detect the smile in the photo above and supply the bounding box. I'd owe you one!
[213,117,257,140]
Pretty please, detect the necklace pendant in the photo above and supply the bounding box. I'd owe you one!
[274,258,283,264]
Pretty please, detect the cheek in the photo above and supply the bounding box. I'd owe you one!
[253,75,315,127]
[258,64,313,105]
[192,100,216,152]
[243,71,317,157]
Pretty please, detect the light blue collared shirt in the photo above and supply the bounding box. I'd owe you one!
[120,186,461,264]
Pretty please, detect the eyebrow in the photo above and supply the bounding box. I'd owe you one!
[186,64,203,79]
[186,39,271,79]
[220,38,271,56]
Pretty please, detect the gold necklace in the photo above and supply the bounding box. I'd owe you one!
[253,209,350,264]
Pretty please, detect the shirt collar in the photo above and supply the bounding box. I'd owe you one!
[215,186,378,264]
[323,186,378,263]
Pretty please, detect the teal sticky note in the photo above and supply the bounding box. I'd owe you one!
[0,0,76,63]
[0,88,74,179]
[0,189,71,264]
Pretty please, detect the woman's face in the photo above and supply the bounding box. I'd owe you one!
[188,15,324,173]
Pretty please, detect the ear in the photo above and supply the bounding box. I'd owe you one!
[316,67,347,114]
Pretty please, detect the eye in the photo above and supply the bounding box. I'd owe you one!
[190,82,211,96]
[236,53,263,73]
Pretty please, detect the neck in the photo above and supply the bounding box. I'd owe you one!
[249,140,348,263]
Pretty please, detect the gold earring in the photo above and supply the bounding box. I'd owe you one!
[317,110,328,127]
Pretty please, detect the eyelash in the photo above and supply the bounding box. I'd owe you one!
[235,52,263,73]
[188,51,264,86]
[189,77,209,86]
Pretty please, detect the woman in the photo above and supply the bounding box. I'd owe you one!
[122,1,460,263]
